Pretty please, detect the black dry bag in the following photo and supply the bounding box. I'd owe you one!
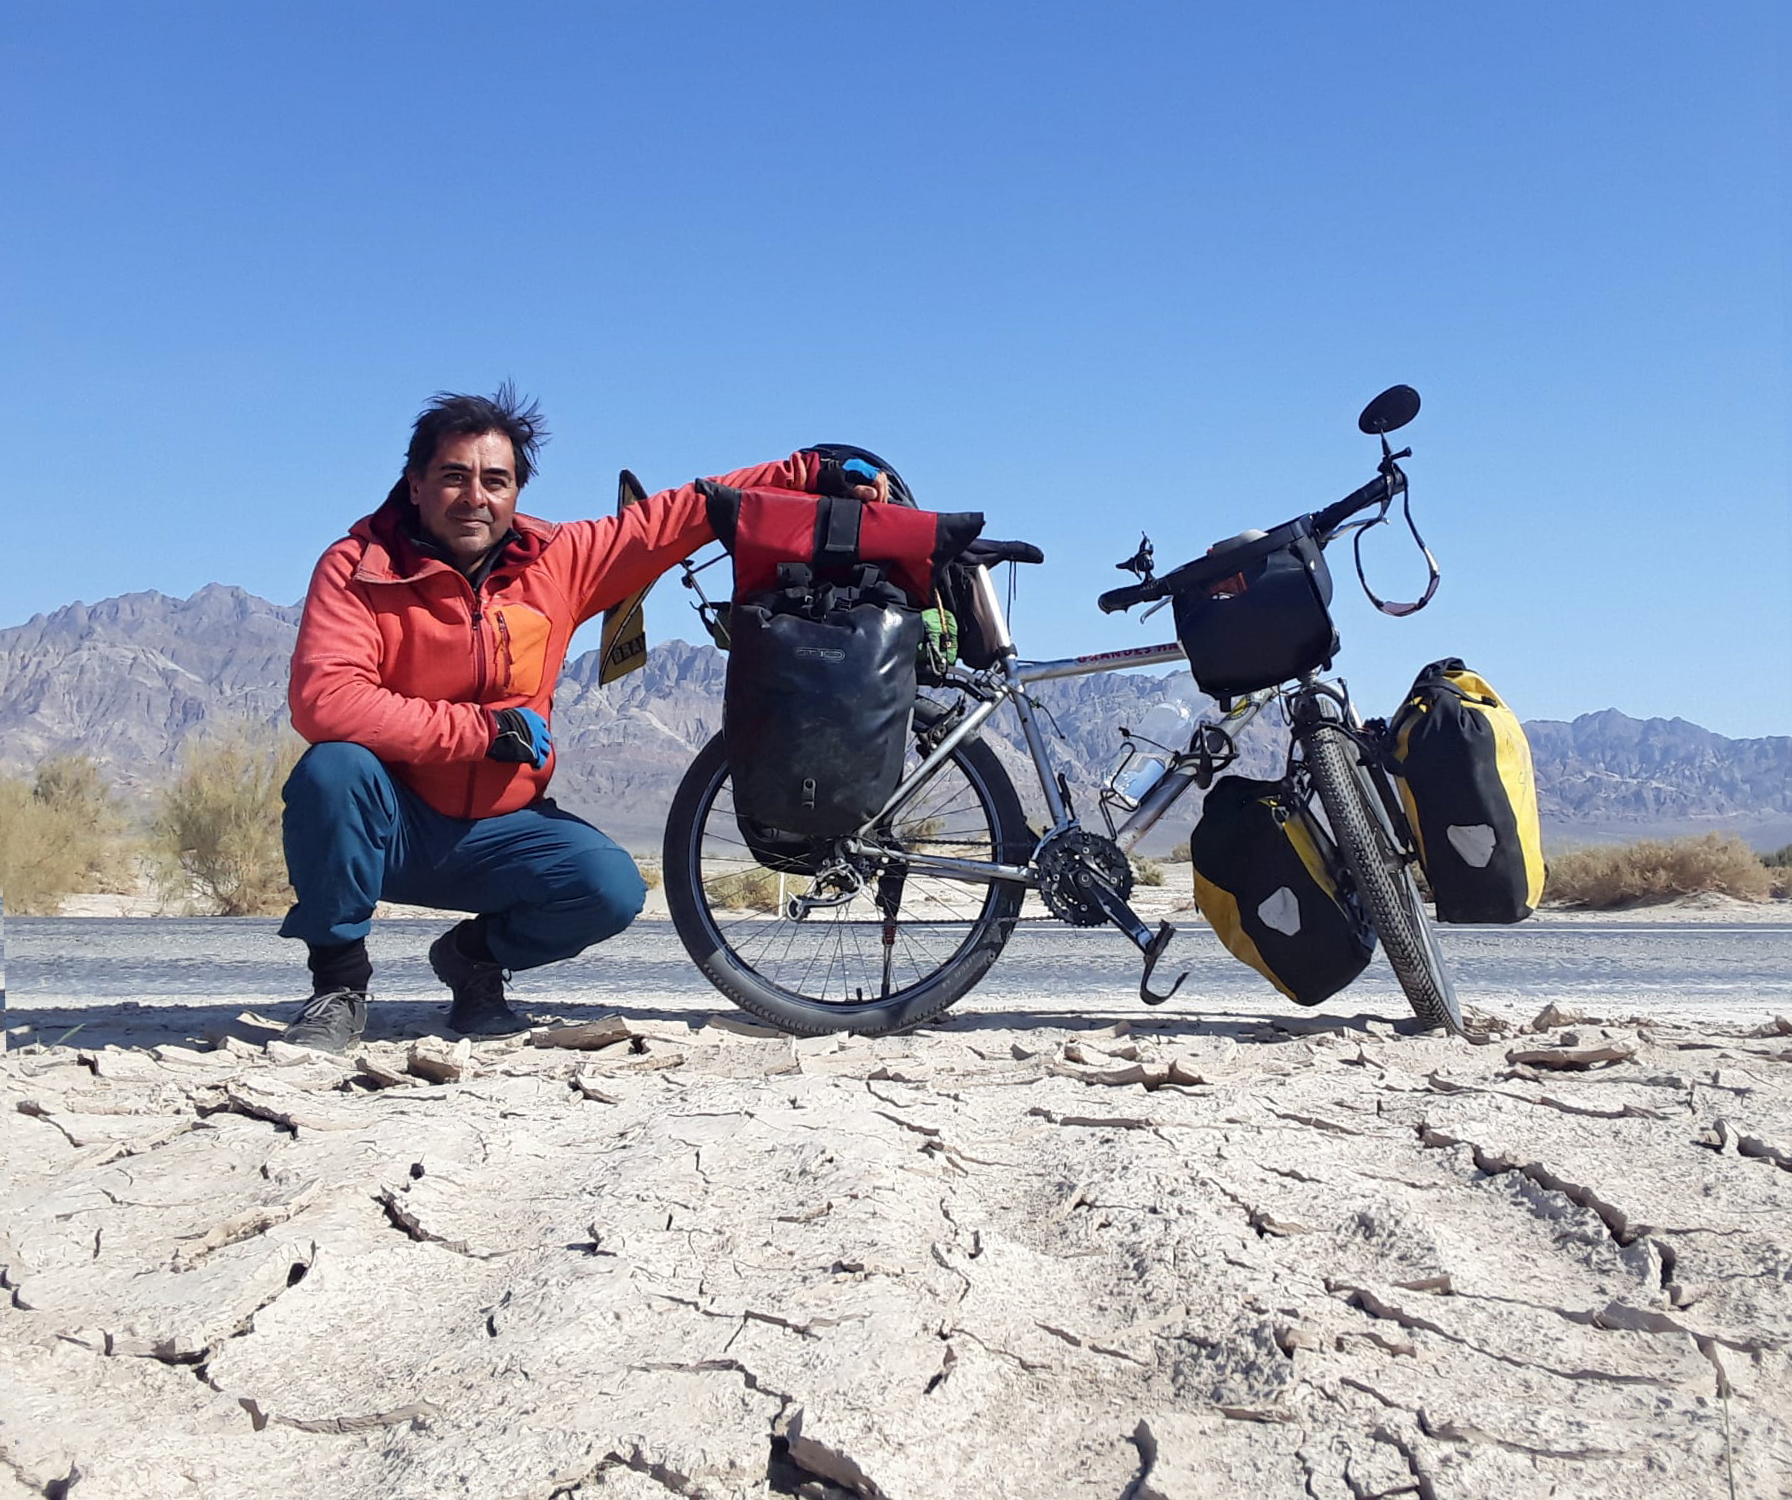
[707,486,981,842]
[1189,775,1376,1007]
[724,581,924,838]
[1384,659,1544,924]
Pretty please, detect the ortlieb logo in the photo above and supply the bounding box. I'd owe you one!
[793,646,846,662]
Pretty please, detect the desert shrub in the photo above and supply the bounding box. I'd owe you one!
[1131,856,1166,887]
[1763,845,1792,898]
[0,755,129,914]
[1166,840,1192,864]
[0,778,88,914]
[705,867,809,912]
[32,754,134,891]
[153,726,303,916]
[1544,833,1773,908]
[637,860,663,892]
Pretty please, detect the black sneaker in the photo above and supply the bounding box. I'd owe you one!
[281,988,368,1053]
[428,929,531,1037]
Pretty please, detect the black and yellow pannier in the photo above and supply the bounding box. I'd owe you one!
[1384,659,1545,924]
[1190,775,1377,1007]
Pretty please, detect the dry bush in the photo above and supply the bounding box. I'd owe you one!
[1544,833,1774,908]
[1762,844,1792,899]
[1166,840,1192,864]
[637,860,663,892]
[0,755,129,914]
[1131,856,1166,887]
[153,726,303,916]
[706,867,808,912]
[31,754,134,891]
[0,778,88,914]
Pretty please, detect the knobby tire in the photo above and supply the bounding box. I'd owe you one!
[1304,722,1463,1034]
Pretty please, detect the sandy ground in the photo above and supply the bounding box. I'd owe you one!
[1,899,1789,1499]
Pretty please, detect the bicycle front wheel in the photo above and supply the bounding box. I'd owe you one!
[662,705,1030,1036]
[1304,722,1462,1034]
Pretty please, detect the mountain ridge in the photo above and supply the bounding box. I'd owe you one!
[2,585,1787,854]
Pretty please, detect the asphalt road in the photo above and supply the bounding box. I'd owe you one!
[4,915,1787,1046]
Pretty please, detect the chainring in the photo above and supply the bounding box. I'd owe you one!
[1036,829,1134,927]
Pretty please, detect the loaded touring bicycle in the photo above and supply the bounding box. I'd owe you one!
[662,388,1466,1038]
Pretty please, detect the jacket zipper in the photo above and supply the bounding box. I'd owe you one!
[465,587,489,819]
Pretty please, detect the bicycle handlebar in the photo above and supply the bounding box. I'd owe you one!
[1097,462,1405,615]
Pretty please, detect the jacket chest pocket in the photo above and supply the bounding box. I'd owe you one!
[491,604,554,698]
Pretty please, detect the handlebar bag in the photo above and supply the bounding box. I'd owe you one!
[703,487,980,841]
[1189,774,1376,1007]
[1384,659,1545,923]
[1170,518,1338,697]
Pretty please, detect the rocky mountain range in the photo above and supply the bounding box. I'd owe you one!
[1,584,1787,855]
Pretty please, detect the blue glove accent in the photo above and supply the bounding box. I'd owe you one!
[489,706,553,769]
[841,458,879,483]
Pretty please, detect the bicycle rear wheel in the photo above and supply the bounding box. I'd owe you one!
[662,702,1030,1036]
[1303,721,1462,1034]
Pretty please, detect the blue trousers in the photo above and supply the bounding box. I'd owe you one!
[277,742,646,971]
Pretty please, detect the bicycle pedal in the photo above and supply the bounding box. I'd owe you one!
[1139,921,1189,1007]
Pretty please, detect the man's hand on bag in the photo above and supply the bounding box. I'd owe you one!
[487,706,553,768]
[815,456,889,504]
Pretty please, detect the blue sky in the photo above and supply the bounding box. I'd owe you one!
[5,1,1786,736]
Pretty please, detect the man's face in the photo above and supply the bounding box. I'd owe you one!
[409,430,520,565]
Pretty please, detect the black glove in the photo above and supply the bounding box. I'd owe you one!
[487,707,552,768]
[814,456,882,497]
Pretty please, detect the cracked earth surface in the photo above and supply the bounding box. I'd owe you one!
[2,915,1790,1498]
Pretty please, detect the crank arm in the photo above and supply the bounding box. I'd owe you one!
[1137,922,1187,1006]
[1080,872,1190,1007]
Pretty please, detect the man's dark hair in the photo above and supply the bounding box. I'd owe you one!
[404,382,549,487]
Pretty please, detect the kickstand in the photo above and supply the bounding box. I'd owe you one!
[1080,872,1191,1008]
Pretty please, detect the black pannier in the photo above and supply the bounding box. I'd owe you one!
[1189,774,1376,1007]
[1169,518,1338,698]
[1384,659,1546,924]
[704,484,983,842]
[724,571,925,837]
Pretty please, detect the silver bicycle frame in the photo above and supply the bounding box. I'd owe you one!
[861,564,1275,883]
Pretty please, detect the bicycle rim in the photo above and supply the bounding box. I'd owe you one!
[1304,723,1463,1034]
[664,722,1026,1034]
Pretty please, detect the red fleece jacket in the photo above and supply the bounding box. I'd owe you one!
[289,451,824,819]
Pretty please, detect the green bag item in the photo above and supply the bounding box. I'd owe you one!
[1385,658,1544,924]
[919,604,959,678]
[1190,775,1376,1007]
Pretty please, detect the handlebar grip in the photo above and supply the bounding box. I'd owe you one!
[1311,473,1392,540]
[1098,580,1160,614]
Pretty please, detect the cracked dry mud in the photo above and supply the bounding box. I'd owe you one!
[3,1005,1790,1499]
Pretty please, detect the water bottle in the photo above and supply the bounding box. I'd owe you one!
[1106,695,1196,805]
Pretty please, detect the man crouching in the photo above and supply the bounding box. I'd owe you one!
[278,385,882,1051]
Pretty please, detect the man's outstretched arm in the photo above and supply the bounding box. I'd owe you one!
[559,449,884,622]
